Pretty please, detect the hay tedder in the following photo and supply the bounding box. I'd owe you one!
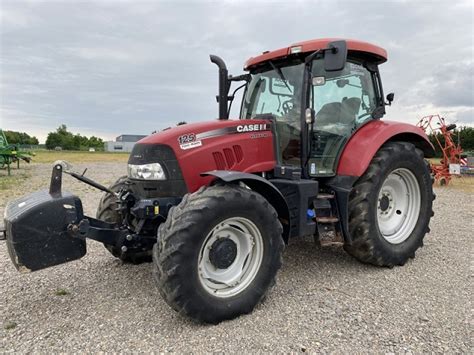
[0,129,34,175]
[3,39,436,323]
[417,114,463,185]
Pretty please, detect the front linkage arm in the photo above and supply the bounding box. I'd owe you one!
[50,161,115,196]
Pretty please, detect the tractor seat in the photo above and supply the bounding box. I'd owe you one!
[341,97,361,118]
[316,97,361,134]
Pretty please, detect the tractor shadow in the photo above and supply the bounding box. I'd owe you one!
[282,236,365,270]
[93,235,378,302]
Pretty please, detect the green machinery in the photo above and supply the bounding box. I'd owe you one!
[0,129,34,175]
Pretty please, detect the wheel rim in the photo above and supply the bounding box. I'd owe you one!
[376,168,421,244]
[198,217,264,298]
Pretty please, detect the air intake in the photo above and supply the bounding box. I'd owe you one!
[213,152,226,170]
[212,145,243,170]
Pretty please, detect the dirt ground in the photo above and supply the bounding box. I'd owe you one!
[0,162,472,353]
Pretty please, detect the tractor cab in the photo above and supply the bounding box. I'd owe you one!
[239,39,389,177]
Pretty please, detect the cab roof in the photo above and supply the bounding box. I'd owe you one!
[244,38,387,70]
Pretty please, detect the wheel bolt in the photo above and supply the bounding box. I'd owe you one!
[121,246,128,252]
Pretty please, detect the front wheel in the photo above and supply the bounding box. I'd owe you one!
[153,185,284,323]
[96,176,152,264]
[344,142,435,267]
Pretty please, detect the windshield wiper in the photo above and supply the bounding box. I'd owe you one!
[269,61,292,94]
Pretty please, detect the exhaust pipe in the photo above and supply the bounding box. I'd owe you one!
[210,55,230,120]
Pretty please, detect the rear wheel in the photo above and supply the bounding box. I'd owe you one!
[96,176,152,264]
[344,142,434,267]
[153,184,284,323]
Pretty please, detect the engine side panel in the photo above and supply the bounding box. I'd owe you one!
[137,120,276,192]
[336,120,434,177]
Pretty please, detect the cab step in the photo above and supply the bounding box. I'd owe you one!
[313,192,343,246]
[315,216,339,223]
[317,193,335,199]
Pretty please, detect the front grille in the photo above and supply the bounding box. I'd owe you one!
[128,144,187,198]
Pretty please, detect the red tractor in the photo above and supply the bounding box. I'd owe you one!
[3,39,435,323]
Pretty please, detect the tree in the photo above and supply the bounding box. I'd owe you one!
[45,125,105,151]
[88,136,104,149]
[428,126,474,156]
[4,130,39,145]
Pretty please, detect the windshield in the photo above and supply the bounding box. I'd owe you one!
[240,62,304,121]
[240,62,305,165]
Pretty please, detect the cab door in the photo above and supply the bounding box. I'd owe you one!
[308,59,380,176]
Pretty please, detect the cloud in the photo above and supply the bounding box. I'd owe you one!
[0,0,473,143]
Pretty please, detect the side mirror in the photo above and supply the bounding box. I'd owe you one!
[305,108,315,124]
[386,92,395,105]
[324,40,347,72]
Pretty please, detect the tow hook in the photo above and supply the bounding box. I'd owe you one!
[67,219,90,238]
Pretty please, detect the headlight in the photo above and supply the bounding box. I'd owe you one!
[127,163,166,180]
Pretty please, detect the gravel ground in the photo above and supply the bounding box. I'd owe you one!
[1,163,472,353]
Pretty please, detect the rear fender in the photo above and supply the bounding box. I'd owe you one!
[337,120,435,177]
[202,171,290,243]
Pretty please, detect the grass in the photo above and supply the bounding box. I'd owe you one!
[32,150,129,164]
[0,171,30,191]
[4,321,17,330]
[445,175,474,193]
[428,158,442,164]
[54,288,70,296]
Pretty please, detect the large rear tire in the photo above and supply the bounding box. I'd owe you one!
[96,176,152,264]
[344,142,434,267]
[153,184,284,323]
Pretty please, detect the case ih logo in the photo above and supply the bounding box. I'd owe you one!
[236,124,269,133]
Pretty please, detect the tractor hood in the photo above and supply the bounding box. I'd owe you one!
[132,119,276,192]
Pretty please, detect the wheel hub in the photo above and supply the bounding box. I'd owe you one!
[197,217,264,298]
[376,168,421,244]
[209,237,237,269]
[379,194,391,212]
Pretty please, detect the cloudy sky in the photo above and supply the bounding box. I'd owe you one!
[1,0,472,142]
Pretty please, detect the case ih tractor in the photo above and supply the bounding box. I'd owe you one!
[4,39,435,323]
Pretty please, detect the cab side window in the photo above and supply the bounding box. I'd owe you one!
[311,60,377,131]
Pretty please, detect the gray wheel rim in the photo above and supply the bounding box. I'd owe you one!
[377,168,421,244]
[198,217,264,298]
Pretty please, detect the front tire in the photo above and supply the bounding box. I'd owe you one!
[344,142,434,267]
[96,176,152,264]
[153,184,284,323]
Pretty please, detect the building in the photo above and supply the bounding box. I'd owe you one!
[105,134,147,152]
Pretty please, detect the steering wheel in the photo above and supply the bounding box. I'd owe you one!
[282,100,294,115]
